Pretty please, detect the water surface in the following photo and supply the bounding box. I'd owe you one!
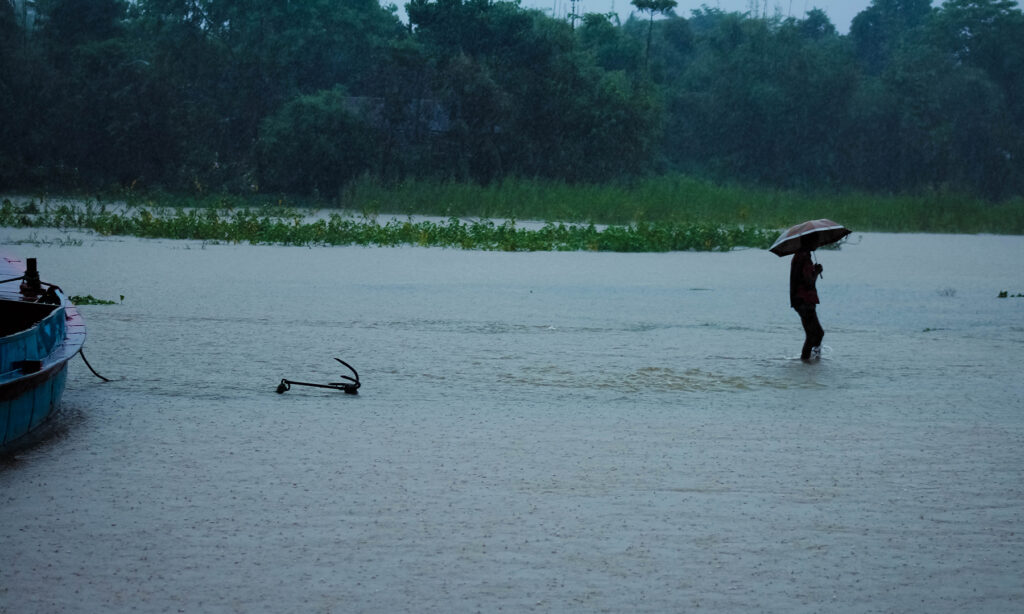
[2,230,1022,612]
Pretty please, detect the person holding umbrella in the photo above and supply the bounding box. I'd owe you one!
[791,237,824,361]
[769,219,851,362]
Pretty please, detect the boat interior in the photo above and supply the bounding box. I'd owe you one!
[0,299,58,338]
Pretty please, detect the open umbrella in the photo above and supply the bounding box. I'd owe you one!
[769,219,851,256]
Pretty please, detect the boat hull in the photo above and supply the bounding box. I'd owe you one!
[1,254,85,454]
[1,362,69,449]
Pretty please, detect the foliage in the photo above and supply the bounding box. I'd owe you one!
[0,197,776,252]
[328,175,1024,233]
[2,0,1024,205]
[4,176,1022,258]
[631,0,678,67]
[70,294,117,305]
[257,88,379,195]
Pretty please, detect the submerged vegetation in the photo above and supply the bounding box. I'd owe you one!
[1,197,775,252]
[4,171,1021,252]
[0,232,83,247]
[69,294,118,305]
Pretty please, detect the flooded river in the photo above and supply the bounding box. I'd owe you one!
[2,228,1023,612]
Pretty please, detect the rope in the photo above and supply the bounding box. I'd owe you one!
[0,274,61,290]
[78,350,111,382]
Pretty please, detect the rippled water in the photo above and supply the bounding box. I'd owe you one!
[2,229,1023,612]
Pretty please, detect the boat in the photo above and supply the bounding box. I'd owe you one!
[1,253,86,455]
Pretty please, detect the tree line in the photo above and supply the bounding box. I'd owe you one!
[1,0,1022,200]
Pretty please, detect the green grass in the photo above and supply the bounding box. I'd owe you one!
[333,175,1024,234]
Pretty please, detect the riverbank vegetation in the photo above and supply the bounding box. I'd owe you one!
[0,197,777,251]
[3,0,1024,213]
[5,176,1021,252]
[332,176,1024,234]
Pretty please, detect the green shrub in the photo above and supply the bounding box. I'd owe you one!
[257,88,379,195]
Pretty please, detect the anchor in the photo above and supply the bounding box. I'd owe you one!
[276,358,360,395]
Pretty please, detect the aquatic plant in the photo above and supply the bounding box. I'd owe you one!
[1,231,82,247]
[70,294,116,305]
[8,179,1019,251]
[0,199,777,252]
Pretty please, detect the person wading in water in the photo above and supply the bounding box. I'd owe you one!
[790,236,824,361]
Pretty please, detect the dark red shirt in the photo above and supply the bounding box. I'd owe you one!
[790,250,819,307]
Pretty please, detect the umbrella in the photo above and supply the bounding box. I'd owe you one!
[769,218,851,256]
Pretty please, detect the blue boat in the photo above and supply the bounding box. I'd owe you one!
[1,253,86,455]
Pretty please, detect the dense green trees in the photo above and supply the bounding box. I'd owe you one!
[257,87,380,194]
[1,0,1023,200]
[631,0,677,67]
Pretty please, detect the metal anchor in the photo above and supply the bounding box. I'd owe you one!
[276,358,360,395]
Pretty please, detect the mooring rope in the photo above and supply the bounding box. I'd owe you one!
[78,350,111,382]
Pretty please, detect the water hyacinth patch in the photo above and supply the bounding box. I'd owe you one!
[1,200,776,252]
[70,294,117,305]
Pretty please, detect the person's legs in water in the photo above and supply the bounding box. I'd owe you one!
[795,305,825,360]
